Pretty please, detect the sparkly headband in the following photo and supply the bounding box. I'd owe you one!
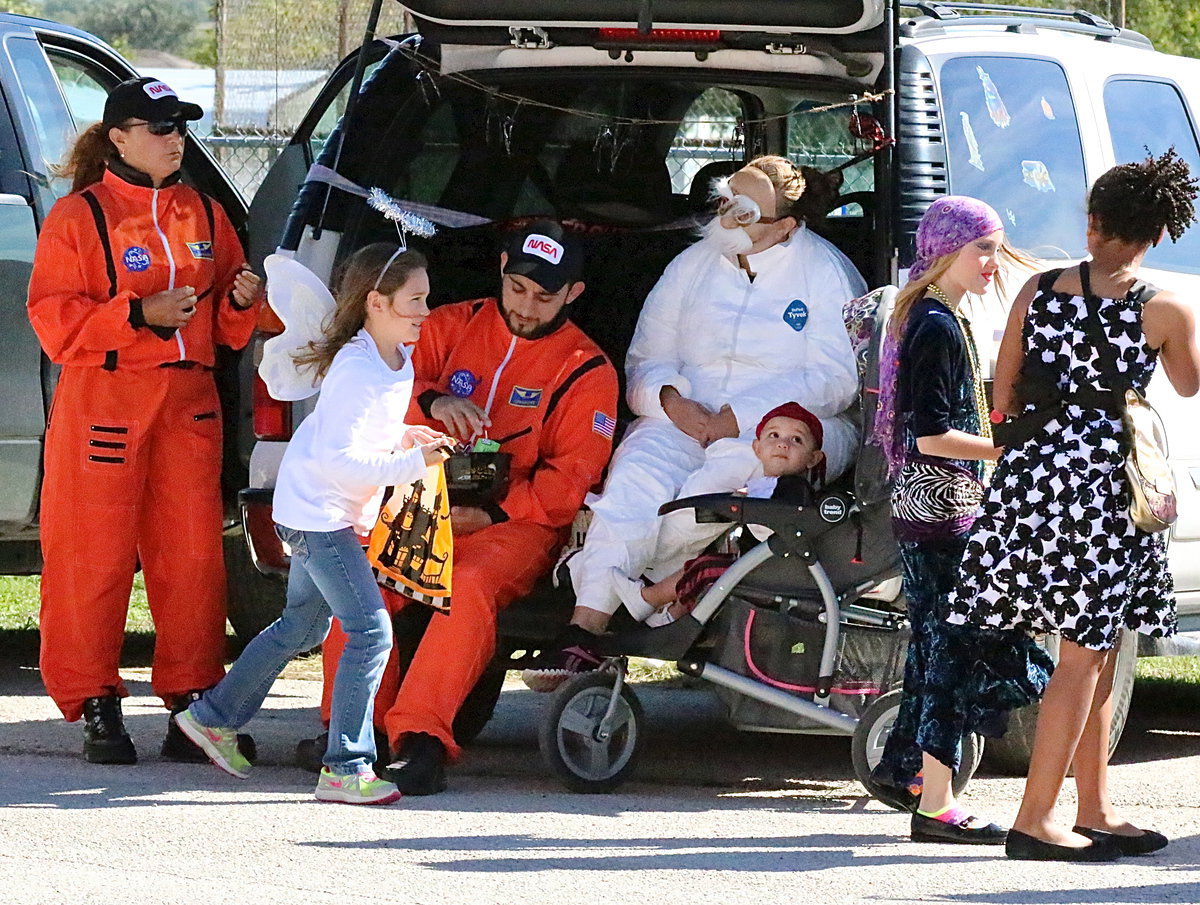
[373,247,406,291]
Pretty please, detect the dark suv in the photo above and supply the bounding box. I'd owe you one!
[0,13,256,616]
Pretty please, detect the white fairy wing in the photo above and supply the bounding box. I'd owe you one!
[258,254,337,401]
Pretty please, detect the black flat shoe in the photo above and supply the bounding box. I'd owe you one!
[1005,828,1122,862]
[865,768,919,813]
[1073,825,1169,856]
[911,811,1007,845]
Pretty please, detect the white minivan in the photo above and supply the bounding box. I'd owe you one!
[238,2,1200,768]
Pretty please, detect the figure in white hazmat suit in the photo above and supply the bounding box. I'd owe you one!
[522,156,866,691]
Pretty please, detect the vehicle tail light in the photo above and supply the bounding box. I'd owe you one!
[253,374,292,441]
[239,489,290,575]
[251,303,292,441]
[596,27,722,44]
[256,302,285,334]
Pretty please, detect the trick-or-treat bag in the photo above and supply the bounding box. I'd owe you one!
[367,464,453,612]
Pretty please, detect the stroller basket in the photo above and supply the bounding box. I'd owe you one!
[710,596,908,732]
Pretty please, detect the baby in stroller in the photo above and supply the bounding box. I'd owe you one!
[610,401,827,627]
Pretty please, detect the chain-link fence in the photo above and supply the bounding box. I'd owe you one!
[206,0,412,199]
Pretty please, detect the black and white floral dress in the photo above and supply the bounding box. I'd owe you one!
[947,272,1175,651]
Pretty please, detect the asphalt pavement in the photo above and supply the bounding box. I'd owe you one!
[1,662,1197,905]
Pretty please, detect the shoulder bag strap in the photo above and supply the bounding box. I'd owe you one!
[1078,261,1132,393]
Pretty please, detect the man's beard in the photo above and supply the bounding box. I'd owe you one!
[701,216,754,256]
[499,299,571,340]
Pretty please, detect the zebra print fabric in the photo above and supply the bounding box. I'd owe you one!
[891,457,983,541]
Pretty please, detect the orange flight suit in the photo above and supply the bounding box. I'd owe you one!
[29,166,258,721]
[321,297,618,759]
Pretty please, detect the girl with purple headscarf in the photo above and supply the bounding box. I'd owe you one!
[867,196,1051,845]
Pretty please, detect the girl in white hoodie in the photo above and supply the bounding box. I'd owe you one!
[176,244,449,804]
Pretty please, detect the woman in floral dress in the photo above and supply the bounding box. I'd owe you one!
[949,150,1200,861]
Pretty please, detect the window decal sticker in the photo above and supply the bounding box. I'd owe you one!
[960,112,985,171]
[1041,97,1056,120]
[977,66,1011,128]
[1022,160,1056,193]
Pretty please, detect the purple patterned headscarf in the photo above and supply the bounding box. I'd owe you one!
[909,196,1003,279]
[873,196,1003,476]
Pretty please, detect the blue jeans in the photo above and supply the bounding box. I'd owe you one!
[190,525,392,775]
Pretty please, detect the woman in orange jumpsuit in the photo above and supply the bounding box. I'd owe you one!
[28,77,261,764]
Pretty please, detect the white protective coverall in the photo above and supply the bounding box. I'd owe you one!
[568,224,867,617]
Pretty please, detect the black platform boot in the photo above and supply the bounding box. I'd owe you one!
[161,690,257,764]
[82,692,137,764]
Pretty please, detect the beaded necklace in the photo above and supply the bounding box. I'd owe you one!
[926,283,992,442]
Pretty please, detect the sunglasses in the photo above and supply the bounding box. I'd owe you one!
[124,119,188,137]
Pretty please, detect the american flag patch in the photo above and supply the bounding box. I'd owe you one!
[592,411,616,439]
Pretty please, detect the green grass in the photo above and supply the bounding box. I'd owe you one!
[1,576,1199,700]
[0,574,152,633]
[1132,655,1200,712]
[0,575,157,665]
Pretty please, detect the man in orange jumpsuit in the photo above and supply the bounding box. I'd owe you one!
[317,221,618,793]
[28,77,261,763]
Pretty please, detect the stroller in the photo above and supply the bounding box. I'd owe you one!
[530,286,985,794]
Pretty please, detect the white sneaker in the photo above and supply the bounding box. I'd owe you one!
[608,569,657,621]
[314,768,401,805]
[645,608,677,628]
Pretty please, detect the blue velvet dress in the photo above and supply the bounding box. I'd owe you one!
[871,298,1052,793]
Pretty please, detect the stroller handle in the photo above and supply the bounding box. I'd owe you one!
[659,491,857,539]
[658,492,744,522]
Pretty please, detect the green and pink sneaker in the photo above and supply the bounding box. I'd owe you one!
[314,768,402,805]
[172,709,252,779]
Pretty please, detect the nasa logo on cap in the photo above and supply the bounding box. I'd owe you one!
[448,369,477,398]
[522,234,563,265]
[142,80,178,101]
[123,246,151,272]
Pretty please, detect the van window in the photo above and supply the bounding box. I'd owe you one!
[1104,78,1200,275]
[788,101,874,215]
[669,87,743,195]
[939,56,1087,258]
[310,59,386,160]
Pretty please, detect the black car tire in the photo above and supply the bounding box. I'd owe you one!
[984,629,1137,775]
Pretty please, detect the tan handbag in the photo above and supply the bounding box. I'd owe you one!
[1077,262,1177,534]
[1122,388,1177,533]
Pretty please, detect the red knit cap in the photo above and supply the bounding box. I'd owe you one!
[755,402,823,449]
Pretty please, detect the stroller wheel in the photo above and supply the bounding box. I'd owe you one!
[851,689,984,808]
[539,671,644,793]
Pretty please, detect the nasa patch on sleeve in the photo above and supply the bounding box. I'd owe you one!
[448,369,477,398]
[122,246,151,272]
[782,299,809,332]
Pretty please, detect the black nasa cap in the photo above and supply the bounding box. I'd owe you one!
[502,220,584,293]
[102,77,203,128]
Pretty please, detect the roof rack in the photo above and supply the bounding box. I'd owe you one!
[899,2,1153,49]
